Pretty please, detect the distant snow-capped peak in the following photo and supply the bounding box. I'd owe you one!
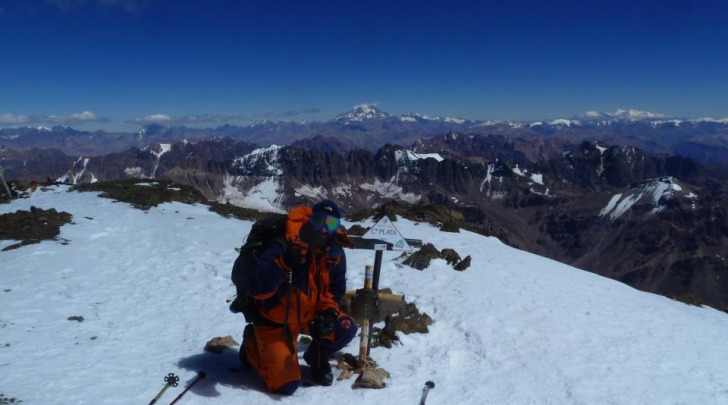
[582,109,667,121]
[613,109,666,120]
[333,103,390,122]
[400,112,425,122]
[400,112,469,124]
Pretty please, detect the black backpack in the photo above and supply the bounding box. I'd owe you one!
[230,213,289,323]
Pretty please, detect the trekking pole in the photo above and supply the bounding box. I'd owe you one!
[148,373,179,405]
[419,380,435,405]
[168,371,205,405]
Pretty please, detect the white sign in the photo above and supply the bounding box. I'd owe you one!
[362,216,413,251]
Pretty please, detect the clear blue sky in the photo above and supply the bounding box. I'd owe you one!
[1,0,727,131]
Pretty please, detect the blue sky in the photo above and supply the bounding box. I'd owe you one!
[1,0,727,131]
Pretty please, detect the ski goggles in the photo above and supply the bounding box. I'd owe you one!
[310,211,341,233]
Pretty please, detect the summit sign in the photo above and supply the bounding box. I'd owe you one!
[361,216,413,251]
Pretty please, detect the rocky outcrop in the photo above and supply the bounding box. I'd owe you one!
[0,206,72,251]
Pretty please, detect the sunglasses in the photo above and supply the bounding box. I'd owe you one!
[310,212,341,233]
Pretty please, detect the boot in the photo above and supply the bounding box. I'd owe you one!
[303,345,333,386]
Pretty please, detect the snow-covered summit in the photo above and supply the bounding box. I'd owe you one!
[333,105,470,126]
[333,103,390,123]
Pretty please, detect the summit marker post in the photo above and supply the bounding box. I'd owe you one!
[349,216,421,359]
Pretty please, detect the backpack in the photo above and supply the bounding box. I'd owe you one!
[230,213,289,323]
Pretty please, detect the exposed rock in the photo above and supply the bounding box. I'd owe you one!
[454,255,472,271]
[204,336,239,354]
[67,316,84,322]
[336,353,390,389]
[402,244,469,272]
[0,393,23,404]
[440,248,461,265]
[440,221,460,233]
[402,243,440,270]
[374,303,433,349]
[0,206,72,251]
[354,367,390,389]
[72,179,208,210]
[346,224,368,236]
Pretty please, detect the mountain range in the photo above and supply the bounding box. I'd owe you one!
[2,104,728,164]
[1,104,727,311]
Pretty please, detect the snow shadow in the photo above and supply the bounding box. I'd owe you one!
[176,348,269,398]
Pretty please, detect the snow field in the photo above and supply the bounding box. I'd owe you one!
[1,186,727,404]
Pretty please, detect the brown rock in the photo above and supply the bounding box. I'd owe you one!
[454,255,471,271]
[204,335,239,353]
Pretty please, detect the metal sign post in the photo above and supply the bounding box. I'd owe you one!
[348,216,422,360]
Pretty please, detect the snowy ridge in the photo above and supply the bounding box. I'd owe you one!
[359,176,421,204]
[57,156,98,184]
[230,145,283,176]
[480,163,506,199]
[472,120,523,128]
[599,177,697,220]
[583,109,666,121]
[219,174,286,213]
[219,146,286,211]
[511,164,548,196]
[549,118,581,127]
[394,149,444,163]
[334,105,472,125]
[149,143,172,178]
[1,187,727,404]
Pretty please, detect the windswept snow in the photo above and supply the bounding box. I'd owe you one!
[480,163,506,199]
[151,143,172,158]
[219,174,285,213]
[295,184,329,200]
[231,145,283,176]
[150,143,172,178]
[1,187,728,404]
[124,166,148,178]
[512,164,525,177]
[599,178,696,220]
[549,119,581,127]
[596,144,607,175]
[600,194,623,218]
[57,157,98,184]
[395,149,444,163]
[359,177,421,204]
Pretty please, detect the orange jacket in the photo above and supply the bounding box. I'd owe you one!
[248,206,350,328]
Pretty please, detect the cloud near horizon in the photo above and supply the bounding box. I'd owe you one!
[130,108,321,127]
[0,111,110,127]
[129,113,248,127]
[0,106,323,129]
